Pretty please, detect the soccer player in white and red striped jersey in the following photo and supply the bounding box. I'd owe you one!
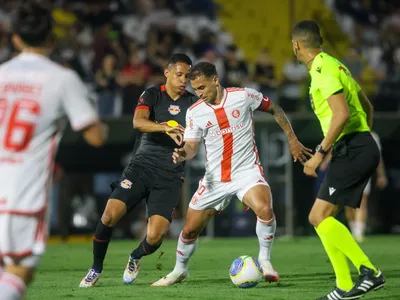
[152,62,312,286]
[0,1,107,299]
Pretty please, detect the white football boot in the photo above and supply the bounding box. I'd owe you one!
[123,257,141,284]
[151,270,189,286]
[259,259,279,282]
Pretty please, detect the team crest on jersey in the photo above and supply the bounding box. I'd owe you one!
[120,179,132,189]
[232,109,240,118]
[168,105,181,115]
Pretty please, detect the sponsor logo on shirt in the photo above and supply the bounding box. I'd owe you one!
[247,92,261,101]
[209,123,244,137]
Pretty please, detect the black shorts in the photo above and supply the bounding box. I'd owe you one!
[318,131,380,208]
[109,164,183,222]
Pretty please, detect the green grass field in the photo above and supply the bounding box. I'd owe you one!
[28,236,399,300]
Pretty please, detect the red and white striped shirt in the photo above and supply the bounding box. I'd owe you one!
[184,87,270,182]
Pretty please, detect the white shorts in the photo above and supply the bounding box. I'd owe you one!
[0,213,48,267]
[189,167,269,211]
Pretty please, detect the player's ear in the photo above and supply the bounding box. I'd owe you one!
[212,75,219,87]
[164,68,169,78]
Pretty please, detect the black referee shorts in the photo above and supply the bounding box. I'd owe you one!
[318,132,380,208]
[109,163,183,222]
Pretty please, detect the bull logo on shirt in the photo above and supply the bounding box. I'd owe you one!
[168,105,181,115]
[120,179,132,189]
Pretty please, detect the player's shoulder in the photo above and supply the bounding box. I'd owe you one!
[226,87,245,93]
[183,90,198,104]
[227,87,263,103]
[188,98,205,113]
[142,85,162,97]
[313,53,341,77]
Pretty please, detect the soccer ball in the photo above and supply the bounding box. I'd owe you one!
[229,256,263,288]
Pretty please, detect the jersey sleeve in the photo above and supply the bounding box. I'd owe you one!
[317,72,344,99]
[61,70,99,131]
[183,109,202,141]
[135,88,157,112]
[244,87,270,111]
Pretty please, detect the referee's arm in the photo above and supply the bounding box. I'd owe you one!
[320,90,350,151]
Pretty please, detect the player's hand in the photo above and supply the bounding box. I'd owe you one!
[376,174,388,190]
[288,138,313,165]
[172,148,187,164]
[168,132,183,146]
[303,153,323,178]
[164,125,184,134]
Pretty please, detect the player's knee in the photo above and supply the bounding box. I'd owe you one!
[308,212,323,227]
[254,205,273,221]
[181,227,200,240]
[146,231,166,246]
[101,211,117,227]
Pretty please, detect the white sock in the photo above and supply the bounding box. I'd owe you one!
[0,272,26,300]
[256,216,277,261]
[173,231,198,274]
[350,221,366,238]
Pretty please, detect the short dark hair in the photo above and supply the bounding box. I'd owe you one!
[292,20,323,48]
[188,62,217,80]
[12,0,53,47]
[167,53,193,68]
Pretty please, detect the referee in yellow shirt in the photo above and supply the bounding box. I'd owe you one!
[291,20,385,300]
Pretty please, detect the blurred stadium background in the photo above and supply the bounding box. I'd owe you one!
[1,0,399,241]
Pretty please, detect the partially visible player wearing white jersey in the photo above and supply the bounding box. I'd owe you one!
[152,62,312,286]
[0,1,107,299]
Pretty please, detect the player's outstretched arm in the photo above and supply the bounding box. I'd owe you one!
[133,109,183,134]
[266,103,313,164]
[82,121,108,147]
[172,141,200,164]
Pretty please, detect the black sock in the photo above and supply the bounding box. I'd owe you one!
[130,236,162,260]
[92,221,113,273]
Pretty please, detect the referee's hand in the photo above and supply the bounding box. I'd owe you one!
[303,154,324,178]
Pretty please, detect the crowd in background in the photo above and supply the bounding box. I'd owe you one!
[0,0,398,239]
[330,0,400,111]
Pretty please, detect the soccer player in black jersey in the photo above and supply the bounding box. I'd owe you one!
[80,53,197,287]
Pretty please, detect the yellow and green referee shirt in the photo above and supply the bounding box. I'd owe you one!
[309,52,370,142]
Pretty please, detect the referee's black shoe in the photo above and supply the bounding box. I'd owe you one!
[316,287,353,300]
[342,265,385,299]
